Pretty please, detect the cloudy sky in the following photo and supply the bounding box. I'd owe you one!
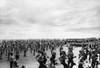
[0,0,100,39]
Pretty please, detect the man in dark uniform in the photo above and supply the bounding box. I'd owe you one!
[59,45,63,56]
[91,51,98,68]
[36,50,47,68]
[0,46,3,60]
[49,52,57,68]
[59,51,68,68]
[67,51,76,68]
[9,53,14,68]
[78,57,84,68]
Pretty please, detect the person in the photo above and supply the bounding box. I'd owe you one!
[78,58,84,68]
[49,52,57,68]
[24,48,27,57]
[14,59,19,68]
[36,51,47,68]
[59,45,63,56]
[8,50,11,61]
[9,53,14,68]
[67,51,76,68]
[91,52,98,68]
[0,50,2,60]
[59,51,68,68]
[51,45,55,55]
[0,46,2,60]
[15,50,19,61]
[43,52,47,64]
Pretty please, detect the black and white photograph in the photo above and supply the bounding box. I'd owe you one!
[0,0,100,68]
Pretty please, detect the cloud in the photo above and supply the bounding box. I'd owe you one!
[0,0,100,39]
[68,27,100,32]
[0,0,100,26]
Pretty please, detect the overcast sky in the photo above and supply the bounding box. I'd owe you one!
[0,0,100,39]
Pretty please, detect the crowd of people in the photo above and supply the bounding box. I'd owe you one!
[0,38,100,68]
